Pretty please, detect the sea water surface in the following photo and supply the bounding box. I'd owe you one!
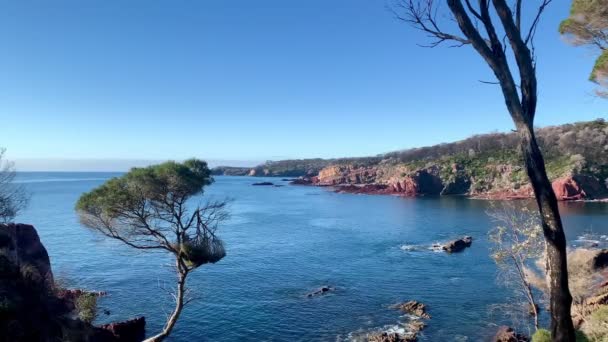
[14,172,608,341]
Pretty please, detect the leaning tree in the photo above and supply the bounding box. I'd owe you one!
[76,159,228,342]
[396,0,575,339]
[560,0,608,97]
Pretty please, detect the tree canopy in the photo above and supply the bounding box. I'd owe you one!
[560,0,608,96]
[76,159,228,341]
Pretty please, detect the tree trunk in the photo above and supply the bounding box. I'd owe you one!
[144,264,189,342]
[517,125,575,341]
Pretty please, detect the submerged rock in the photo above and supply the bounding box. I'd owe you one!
[306,285,334,297]
[442,236,473,253]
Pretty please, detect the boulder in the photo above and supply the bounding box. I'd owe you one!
[493,326,529,342]
[99,317,146,342]
[390,300,430,319]
[443,236,473,253]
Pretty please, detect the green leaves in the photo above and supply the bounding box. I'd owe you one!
[560,0,608,95]
[591,50,608,83]
[76,159,213,222]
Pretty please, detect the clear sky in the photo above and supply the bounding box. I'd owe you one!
[0,0,606,171]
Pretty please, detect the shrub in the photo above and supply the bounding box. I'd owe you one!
[531,329,591,342]
[74,293,97,323]
[584,306,608,341]
[531,329,551,342]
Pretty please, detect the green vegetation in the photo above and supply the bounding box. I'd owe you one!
[531,329,591,342]
[585,306,608,341]
[76,159,229,342]
[532,329,551,342]
[560,0,608,96]
[74,293,97,324]
[217,120,608,186]
[0,148,28,223]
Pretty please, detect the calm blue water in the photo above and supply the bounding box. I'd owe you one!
[14,172,608,341]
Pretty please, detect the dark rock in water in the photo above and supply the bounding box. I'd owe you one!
[390,300,430,319]
[100,317,146,342]
[290,177,315,185]
[443,236,473,253]
[493,326,529,342]
[593,249,608,270]
[274,185,285,187]
[306,286,334,297]
[252,182,274,186]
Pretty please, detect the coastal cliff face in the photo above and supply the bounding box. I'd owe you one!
[0,223,145,342]
[213,120,608,201]
[309,159,608,201]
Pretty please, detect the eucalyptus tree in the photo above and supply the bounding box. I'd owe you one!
[560,0,608,97]
[395,0,575,339]
[76,159,228,342]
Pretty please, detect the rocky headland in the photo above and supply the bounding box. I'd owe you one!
[213,120,608,202]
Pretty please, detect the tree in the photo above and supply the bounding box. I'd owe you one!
[75,159,229,342]
[0,148,28,222]
[489,204,544,331]
[560,0,608,97]
[396,0,576,339]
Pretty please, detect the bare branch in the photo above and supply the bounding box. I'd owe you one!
[394,0,471,47]
[524,0,553,45]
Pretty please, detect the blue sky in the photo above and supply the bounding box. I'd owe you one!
[0,0,606,170]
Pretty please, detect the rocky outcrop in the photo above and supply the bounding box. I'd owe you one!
[100,317,146,342]
[443,236,473,253]
[390,300,431,319]
[317,165,378,185]
[0,223,145,342]
[367,332,416,342]
[389,169,443,196]
[301,160,608,202]
[552,175,607,200]
[493,326,529,342]
[0,223,54,286]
